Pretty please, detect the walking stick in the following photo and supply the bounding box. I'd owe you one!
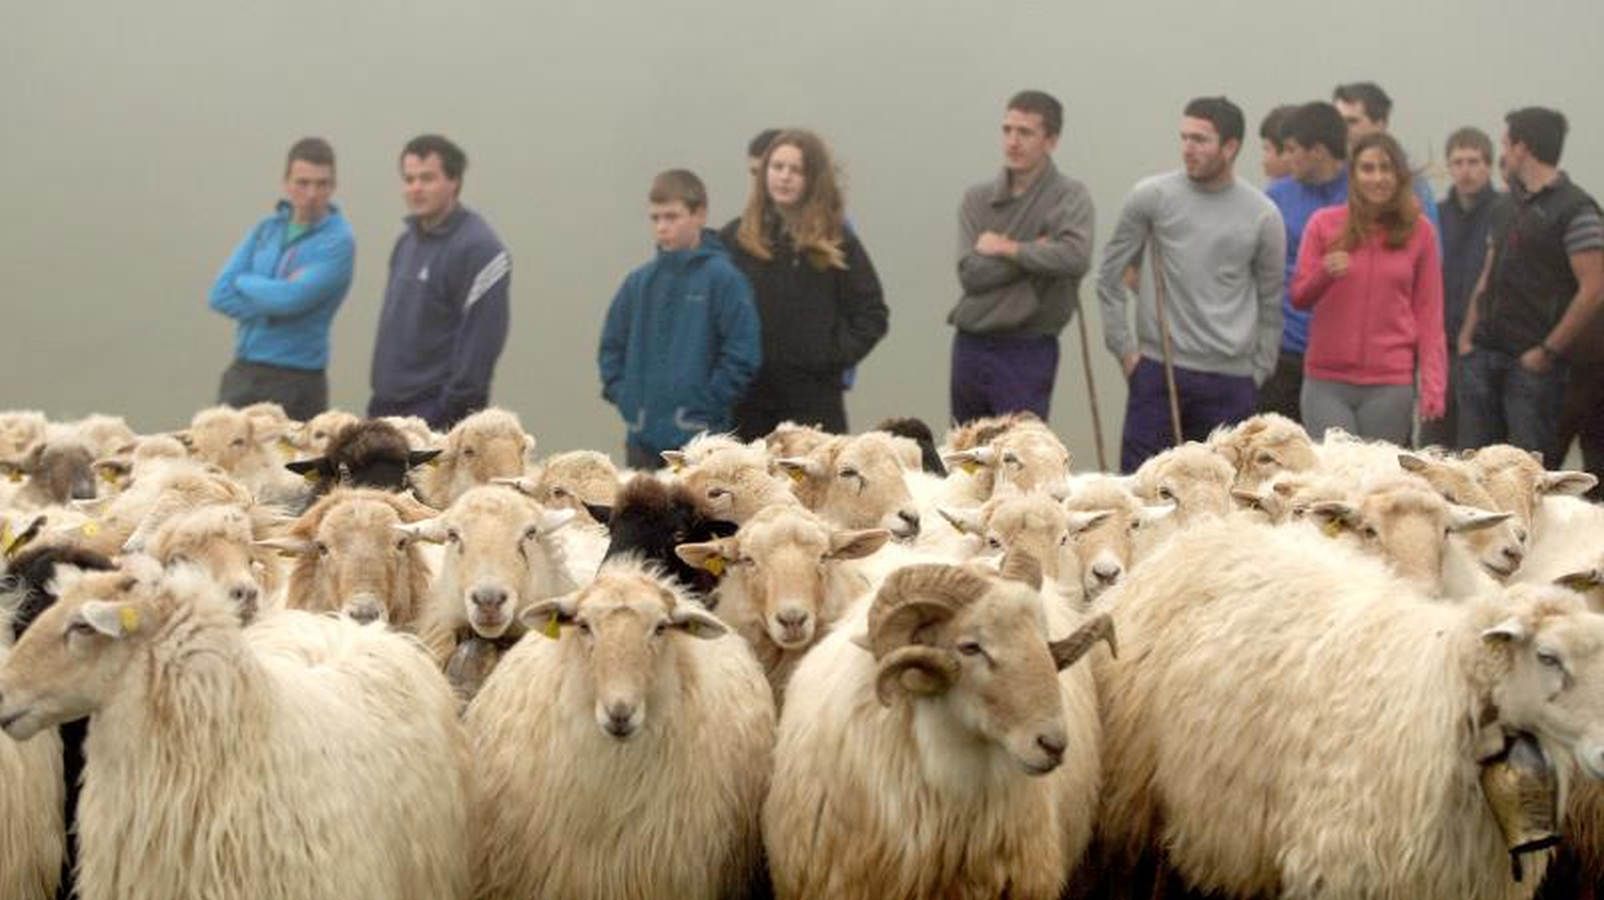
[1075,300,1109,471]
[1146,227,1185,447]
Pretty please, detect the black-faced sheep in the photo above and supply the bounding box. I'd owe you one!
[589,475,738,598]
[284,418,441,498]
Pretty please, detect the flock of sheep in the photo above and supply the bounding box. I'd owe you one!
[1,400,1603,900]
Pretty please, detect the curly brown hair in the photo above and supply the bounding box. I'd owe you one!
[735,129,847,270]
[1341,132,1418,251]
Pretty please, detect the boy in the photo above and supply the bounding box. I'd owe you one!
[598,170,761,469]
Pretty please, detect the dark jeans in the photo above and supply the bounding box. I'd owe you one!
[1556,361,1604,500]
[1417,354,1461,450]
[950,331,1060,425]
[1254,350,1303,423]
[218,359,327,422]
[1120,357,1256,474]
[1456,346,1568,462]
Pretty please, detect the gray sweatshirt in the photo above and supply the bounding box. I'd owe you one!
[1098,171,1285,383]
[949,159,1095,337]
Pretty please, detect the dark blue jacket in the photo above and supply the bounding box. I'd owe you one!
[598,230,761,453]
[369,206,510,430]
[1266,173,1347,355]
[1437,185,1510,342]
[208,201,354,370]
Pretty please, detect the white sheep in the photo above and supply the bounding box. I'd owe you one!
[0,559,470,900]
[0,586,64,900]
[765,554,1110,899]
[1095,516,1604,900]
[465,560,774,899]
[775,431,924,539]
[414,408,536,508]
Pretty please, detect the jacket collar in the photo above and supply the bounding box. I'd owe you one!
[407,204,468,237]
[989,158,1058,206]
[274,199,341,233]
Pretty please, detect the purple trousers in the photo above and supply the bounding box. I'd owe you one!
[1120,357,1256,473]
[950,331,1060,425]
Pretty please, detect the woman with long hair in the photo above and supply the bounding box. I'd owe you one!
[720,129,888,439]
[1290,131,1445,443]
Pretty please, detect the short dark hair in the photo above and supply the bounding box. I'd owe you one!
[1006,90,1063,137]
[1505,107,1568,166]
[1332,82,1392,124]
[648,169,708,212]
[1445,126,1495,165]
[1183,96,1245,147]
[1282,102,1348,160]
[400,134,467,181]
[1258,105,1297,151]
[747,128,782,160]
[284,137,334,176]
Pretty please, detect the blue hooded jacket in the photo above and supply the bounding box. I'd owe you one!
[598,229,761,453]
[208,200,355,370]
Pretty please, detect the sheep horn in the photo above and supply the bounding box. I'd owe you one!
[997,550,1043,591]
[874,645,960,706]
[1050,613,1117,669]
[865,564,988,660]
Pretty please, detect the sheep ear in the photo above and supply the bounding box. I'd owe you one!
[407,449,444,470]
[669,603,728,639]
[660,450,687,473]
[535,507,576,535]
[937,506,985,535]
[92,459,131,487]
[519,596,577,637]
[170,430,194,449]
[1064,509,1113,534]
[493,476,537,496]
[395,518,448,544]
[774,457,825,485]
[1308,501,1360,535]
[1556,570,1604,592]
[1397,453,1430,473]
[80,601,143,639]
[1540,471,1598,496]
[583,503,613,527]
[1482,616,1529,646]
[285,457,333,483]
[675,539,735,575]
[1446,504,1512,534]
[0,459,27,482]
[942,447,996,475]
[828,529,891,560]
[1138,503,1178,525]
[2,514,46,559]
[254,537,318,557]
[1231,488,1266,510]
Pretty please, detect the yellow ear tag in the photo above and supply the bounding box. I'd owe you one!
[99,469,121,485]
[703,556,726,577]
[118,606,141,634]
[542,615,561,639]
[683,621,704,638]
[1321,519,1342,539]
[6,471,21,483]
[81,520,101,538]
[1,521,14,554]
[426,457,441,469]
[960,461,980,476]
[278,438,297,453]
[785,467,805,484]
[1561,574,1601,592]
[670,460,684,473]
[302,469,322,483]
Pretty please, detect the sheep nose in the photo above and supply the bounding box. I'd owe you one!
[1092,563,1123,584]
[229,585,259,608]
[71,477,97,501]
[604,703,637,739]
[776,608,809,629]
[472,587,508,610]
[1036,731,1067,764]
[898,510,921,535]
[1503,545,1524,564]
[348,605,383,625]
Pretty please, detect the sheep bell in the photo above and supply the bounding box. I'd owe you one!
[1479,730,1561,882]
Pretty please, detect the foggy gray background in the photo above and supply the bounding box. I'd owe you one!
[3,0,1598,468]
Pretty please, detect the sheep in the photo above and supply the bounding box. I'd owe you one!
[88,433,187,495]
[465,560,775,900]
[285,418,441,498]
[1130,441,1235,525]
[145,503,279,622]
[1400,451,1533,579]
[764,419,836,459]
[292,409,362,457]
[2,543,116,900]
[938,491,1110,603]
[1207,411,1318,490]
[676,504,888,696]
[180,406,303,505]
[588,474,738,598]
[413,408,535,509]
[940,410,1044,454]
[876,416,948,476]
[0,410,48,458]
[0,563,65,900]
[677,442,800,523]
[380,414,444,452]
[1468,444,1598,542]
[764,553,1111,900]
[403,485,579,695]
[1093,516,1604,900]
[0,559,471,900]
[775,431,924,539]
[91,457,255,556]
[0,438,97,509]
[56,414,138,460]
[942,419,1072,503]
[1060,476,1175,600]
[499,449,620,524]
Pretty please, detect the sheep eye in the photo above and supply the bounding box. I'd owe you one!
[1157,486,1176,501]
[985,536,1002,550]
[1001,453,1022,468]
[67,620,97,638]
[653,621,668,636]
[394,537,408,551]
[1058,534,1070,546]
[576,621,592,635]
[707,487,730,500]
[839,467,860,480]
[1129,520,1142,532]
[736,555,754,566]
[166,553,191,568]
[957,640,985,656]
[314,541,330,556]
[1361,525,1379,540]
[230,438,247,448]
[551,486,569,498]
[1537,649,1563,670]
[445,530,461,544]
[462,447,476,457]
[1255,451,1276,465]
[313,431,326,440]
[522,526,540,541]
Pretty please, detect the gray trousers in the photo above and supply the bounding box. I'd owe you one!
[218,359,328,422]
[1300,377,1415,445]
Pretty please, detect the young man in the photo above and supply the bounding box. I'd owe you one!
[1258,104,1297,183]
[368,135,511,431]
[1099,97,1285,473]
[948,90,1095,424]
[1332,81,1441,235]
[208,137,354,421]
[1257,102,1349,423]
[1458,107,1604,461]
[598,170,761,469]
[1417,127,1510,448]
